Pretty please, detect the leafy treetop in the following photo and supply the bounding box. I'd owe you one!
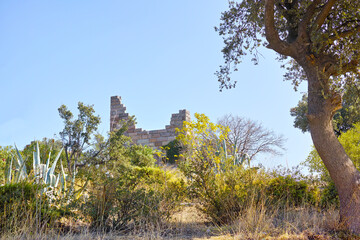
[216,0,360,91]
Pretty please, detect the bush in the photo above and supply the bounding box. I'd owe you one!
[84,165,186,231]
[182,158,266,224]
[162,140,182,164]
[128,145,156,167]
[180,156,319,225]
[320,181,339,208]
[265,175,317,207]
[0,182,62,234]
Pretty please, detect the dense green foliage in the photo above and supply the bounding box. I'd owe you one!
[216,0,360,91]
[291,85,360,135]
[265,174,316,207]
[58,102,101,178]
[128,144,156,167]
[162,139,182,164]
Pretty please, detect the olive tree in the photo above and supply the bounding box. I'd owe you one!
[216,0,360,232]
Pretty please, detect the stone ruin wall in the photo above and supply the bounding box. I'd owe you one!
[110,96,191,149]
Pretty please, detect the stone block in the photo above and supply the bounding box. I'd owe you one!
[137,139,150,144]
[141,134,150,139]
[157,137,169,142]
[160,132,169,137]
[149,130,161,134]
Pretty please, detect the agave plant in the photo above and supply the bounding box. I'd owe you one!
[5,142,66,195]
[215,139,251,172]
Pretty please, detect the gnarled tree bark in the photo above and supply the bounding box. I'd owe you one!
[302,59,360,232]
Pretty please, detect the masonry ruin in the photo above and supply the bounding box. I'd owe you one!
[110,96,191,149]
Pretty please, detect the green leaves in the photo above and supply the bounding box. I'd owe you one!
[291,84,360,135]
[216,0,360,90]
[58,102,101,177]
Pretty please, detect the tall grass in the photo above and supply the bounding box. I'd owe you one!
[0,201,356,240]
[0,182,62,239]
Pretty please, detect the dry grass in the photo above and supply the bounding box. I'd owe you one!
[1,204,360,240]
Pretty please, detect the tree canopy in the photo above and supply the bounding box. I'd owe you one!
[216,0,360,91]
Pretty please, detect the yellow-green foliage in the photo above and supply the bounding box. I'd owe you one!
[304,123,360,178]
[0,182,62,234]
[176,113,229,171]
[338,123,360,168]
[176,114,318,224]
[265,175,317,207]
[302,123,360,208]
[0,146,13,185]
[176,113,256,223]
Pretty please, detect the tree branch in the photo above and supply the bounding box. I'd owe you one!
[341,59,360,75]
[298,0,321,38]
[264,0,293,56]
[312,0,337,31]
[329,25,360,41]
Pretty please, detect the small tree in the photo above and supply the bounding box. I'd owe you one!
[218,114,285,161]
[176,113,246,223]
[58,102,101,177]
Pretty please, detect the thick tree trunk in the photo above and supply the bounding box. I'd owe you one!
[303,62,360,233]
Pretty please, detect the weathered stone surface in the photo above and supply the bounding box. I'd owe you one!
[137,139,150,144]
[110,96,191,150]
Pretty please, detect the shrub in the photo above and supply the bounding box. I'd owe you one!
[128,145,156,167]
[162,140,182,164]
[0,182,62,234]
[84,165,186,231]
[320,181,339,208]
[182,157,266,224]
[265,175,317,207]
[175,113,267,224]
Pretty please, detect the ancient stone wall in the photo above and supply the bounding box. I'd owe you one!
[110,96,190,149]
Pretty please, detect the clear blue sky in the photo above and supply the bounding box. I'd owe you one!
[0,1,312,169]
